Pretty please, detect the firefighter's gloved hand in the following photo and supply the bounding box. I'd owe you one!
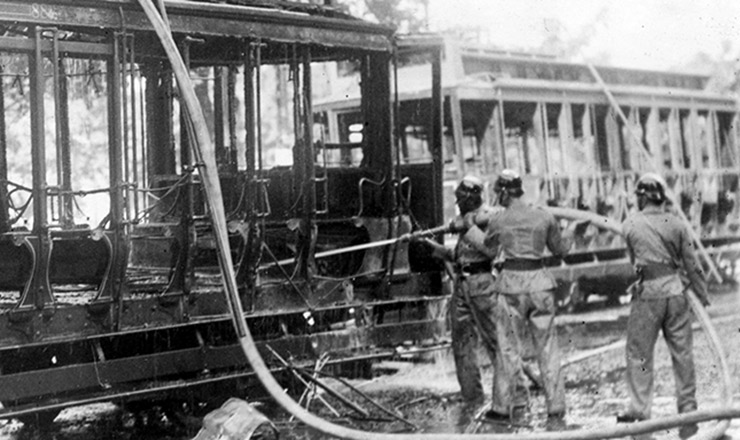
[697,292,711,308]
[448,218,467,233]
[449,213,480,233]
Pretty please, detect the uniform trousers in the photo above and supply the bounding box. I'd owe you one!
[625,295,697,418]
[450,273,519,409]
[502,290,565,415]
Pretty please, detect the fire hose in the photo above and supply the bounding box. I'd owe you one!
[138,1,738,438]
[258,224,451,270]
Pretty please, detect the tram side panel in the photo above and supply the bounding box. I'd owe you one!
[448,95,740,306]
[382,86,740,308]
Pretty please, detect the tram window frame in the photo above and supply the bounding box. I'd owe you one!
[2,51,114,229]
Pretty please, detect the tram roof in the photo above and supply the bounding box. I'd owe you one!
[0,0,395,52]
[316,34,737,113]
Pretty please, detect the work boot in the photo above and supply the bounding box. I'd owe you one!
[484,409,510,421]
[616,412,646,423]
[678,423,698,439]
[513,385,529,409]
[545,411,566,431]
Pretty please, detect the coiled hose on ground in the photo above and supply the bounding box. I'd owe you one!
[138,1,739,437]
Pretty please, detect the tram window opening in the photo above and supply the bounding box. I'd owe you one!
[679,109,692,169]
[461,131,478,163]
[637,108,651,155]
[443,128,455,164]
[3,55,33,229]
[658,108,674,169]
[258,63,295,168]
[592,104,611,171]
[3,53,114,229]
[611,106,627,171]
[696,110,713,169]
[171,100,184,174]
[396,98,433,163]
[717,111,738,168]
[348,123,363,143]
[619,106,639,171]
[502,101,538,175]
[174,66,233,174]
[401,125,432,163]
[327,111,363,166]
[570,103,597,172]
[544,102,564,176]
[65,57,110,228]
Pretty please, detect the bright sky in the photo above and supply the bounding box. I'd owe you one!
[427,0,740,72]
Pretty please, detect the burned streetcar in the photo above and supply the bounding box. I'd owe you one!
[316,35,740,308]
[0,0,447,424]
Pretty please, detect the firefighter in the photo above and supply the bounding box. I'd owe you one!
[484,169,572,422]
[617,173,709,440]
[418,175,518,410]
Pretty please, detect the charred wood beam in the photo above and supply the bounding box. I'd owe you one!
[0,319,446,402]
[0,36,111,57]
[0,64,8,233]
[0,1,393,52]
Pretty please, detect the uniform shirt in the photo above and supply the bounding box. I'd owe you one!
[432,204,497,265]
[484,200,569,294]
[622,205,707,300]
[453,205,498,266]
[432,204,497,297]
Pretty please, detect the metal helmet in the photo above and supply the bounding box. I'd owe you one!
[494,169,524,197]
[455,174,484,206]
[635,172,667,202]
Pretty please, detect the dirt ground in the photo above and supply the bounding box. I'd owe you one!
[1,287,739,440]
[278,286,740,440]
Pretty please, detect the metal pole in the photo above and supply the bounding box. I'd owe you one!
[0,66,9,232]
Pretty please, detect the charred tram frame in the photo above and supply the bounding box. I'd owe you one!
[0,0,446,418]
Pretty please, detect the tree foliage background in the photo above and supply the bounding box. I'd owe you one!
[337,0,740,95]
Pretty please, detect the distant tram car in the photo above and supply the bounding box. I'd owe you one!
[0,0,448,424]
[315,35,740,308]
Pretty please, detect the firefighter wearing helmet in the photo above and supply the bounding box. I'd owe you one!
[493,169,525,202]
[419,175,518,411]
[617,173,709,439]
[483,169,573,423]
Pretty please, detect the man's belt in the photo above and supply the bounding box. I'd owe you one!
[457,261,492,275]
[639,263,677,281]
[502,258,544,271]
